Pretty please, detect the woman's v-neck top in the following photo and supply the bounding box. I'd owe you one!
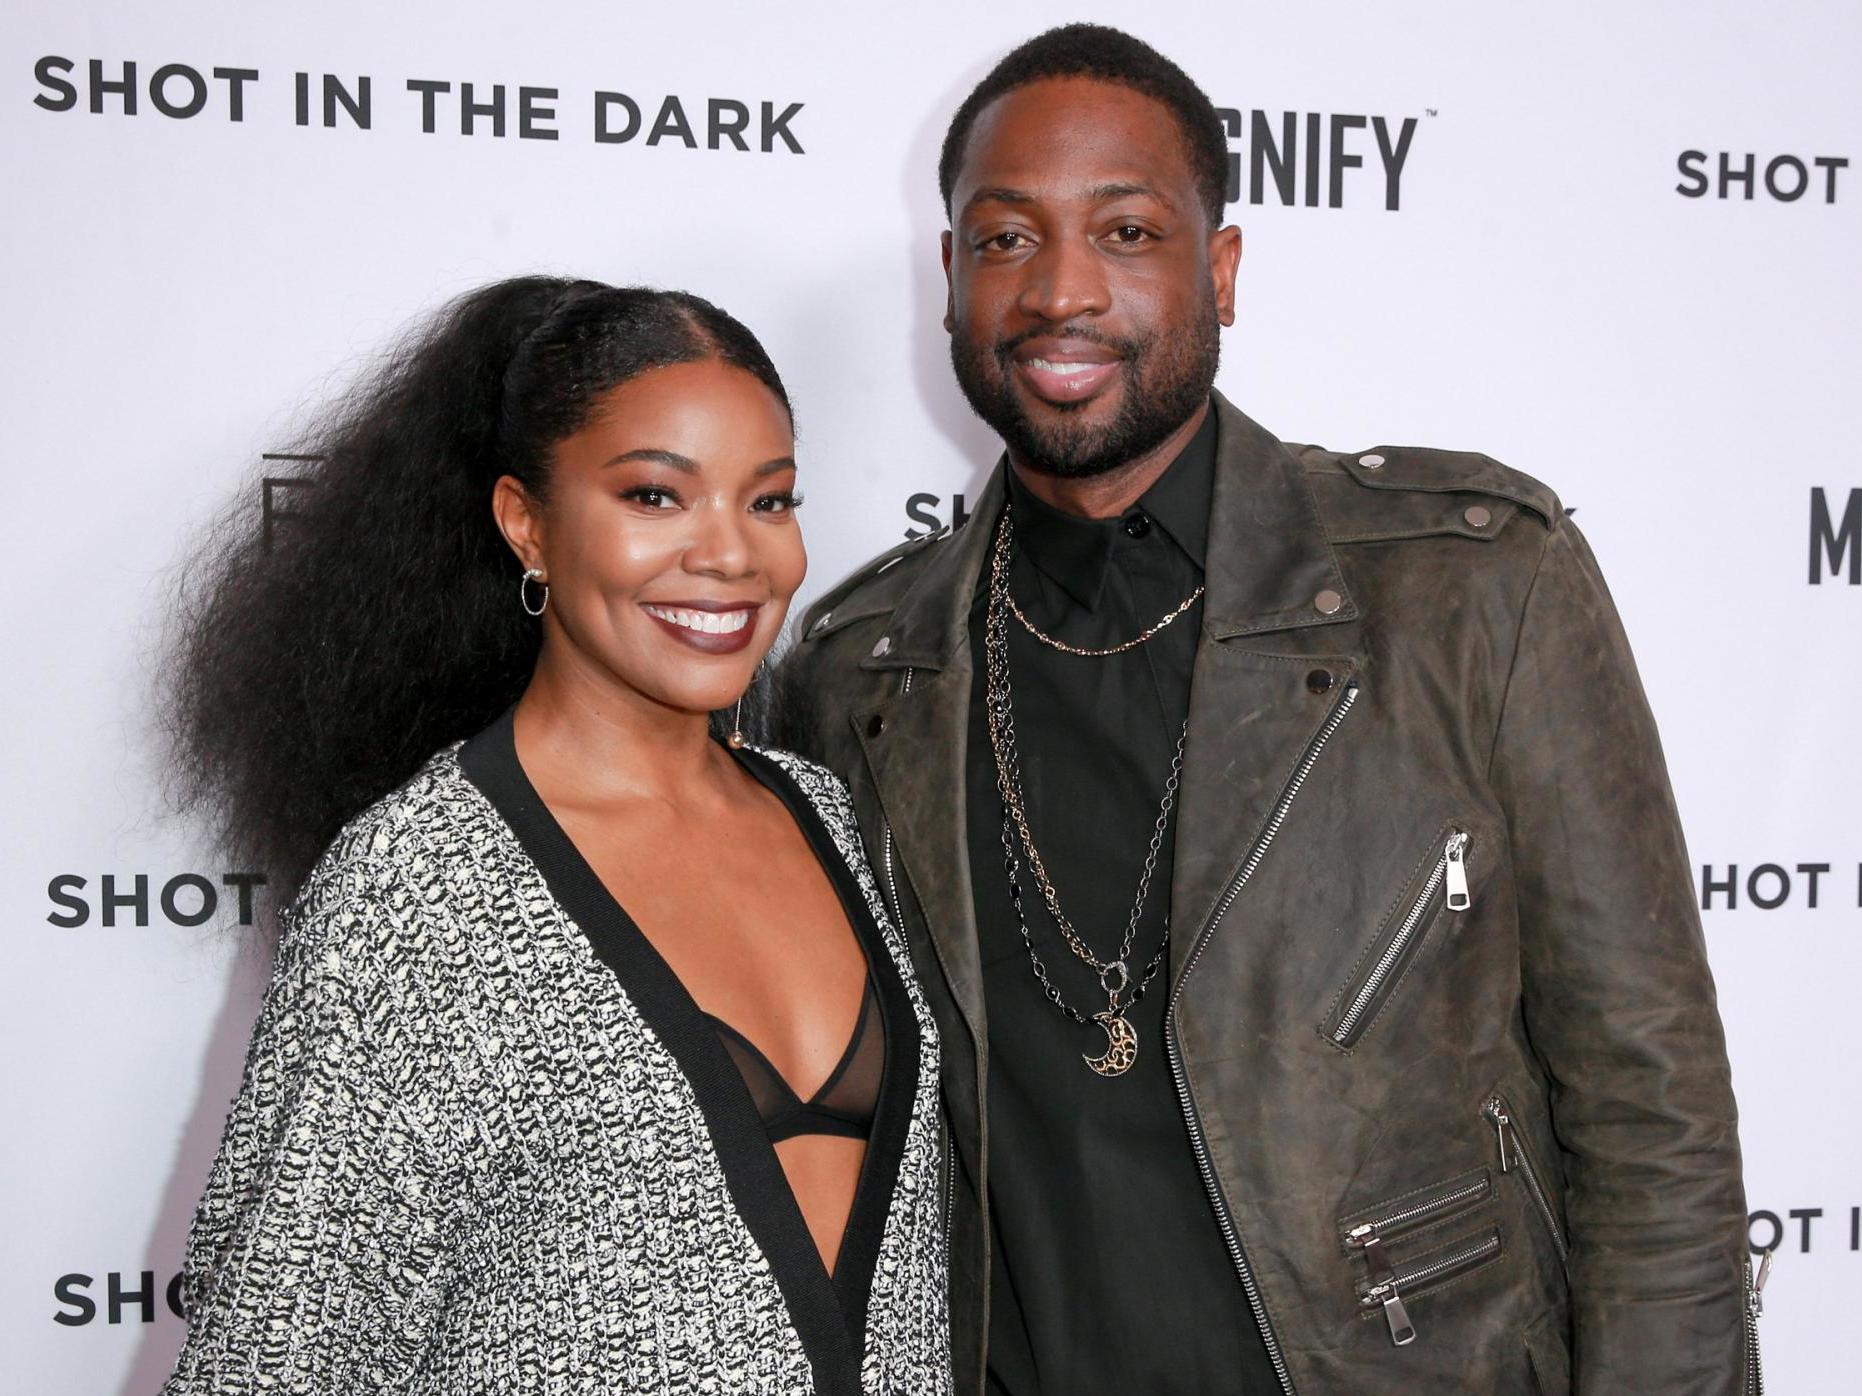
[161,712,950,1396]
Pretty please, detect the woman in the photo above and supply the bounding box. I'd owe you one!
[160,278,949,1395]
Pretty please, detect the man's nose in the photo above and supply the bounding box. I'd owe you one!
[1016,235,1110,324]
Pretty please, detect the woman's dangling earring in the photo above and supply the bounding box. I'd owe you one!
[520,567,549,617]
[727,695,746,749]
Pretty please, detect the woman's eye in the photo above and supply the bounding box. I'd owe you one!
[753,491,804,515]
[621,485,680,509]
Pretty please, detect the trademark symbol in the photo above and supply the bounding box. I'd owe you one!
[1426,108,1438,117]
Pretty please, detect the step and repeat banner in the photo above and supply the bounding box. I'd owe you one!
[3,1,1856,1390]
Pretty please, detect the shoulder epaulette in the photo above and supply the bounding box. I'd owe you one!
[795,526,952,643]
[1291,443,1562,545]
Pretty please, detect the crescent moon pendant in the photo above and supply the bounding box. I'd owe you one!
[1083,1010,1139,1077]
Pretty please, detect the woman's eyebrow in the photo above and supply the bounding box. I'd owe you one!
[601,448,698,472]
[601,449,796,477]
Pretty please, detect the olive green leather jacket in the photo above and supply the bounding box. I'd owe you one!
[777,395,1756,1395]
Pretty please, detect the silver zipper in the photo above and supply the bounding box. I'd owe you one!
[1483,1096,1567,1257]
[1332,830,1471,1044]
[1345,1173,1490,1348]
[1443,831,1471,910]
[1745,1250,1771,1395]
[878,667,916,928]
[1344,1173,1489,1251]
[1358,1230,1501,1345]
[1166,680,1361,1396]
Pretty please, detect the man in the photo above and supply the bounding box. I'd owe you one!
[779,24,1755,1395]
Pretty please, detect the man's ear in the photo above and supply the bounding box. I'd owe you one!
[940,230,956,333]
[1209,224,1242,328]
[491,475,547,577]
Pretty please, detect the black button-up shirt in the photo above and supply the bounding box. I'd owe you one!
[965,406,1279,1393]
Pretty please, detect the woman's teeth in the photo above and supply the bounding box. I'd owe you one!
[643,605,752,635]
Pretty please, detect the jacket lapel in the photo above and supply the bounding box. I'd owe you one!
[848,469,1005,1046]
[1169,397,1366,981]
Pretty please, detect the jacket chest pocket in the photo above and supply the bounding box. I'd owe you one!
[1322,822,1476,1049]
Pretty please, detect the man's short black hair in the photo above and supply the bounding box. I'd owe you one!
[938,24,1228,227]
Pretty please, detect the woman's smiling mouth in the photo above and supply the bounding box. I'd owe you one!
[641,601,762,654]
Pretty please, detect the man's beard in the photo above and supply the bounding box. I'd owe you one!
[949,304,1220,479]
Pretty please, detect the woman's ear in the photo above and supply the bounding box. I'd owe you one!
[491,475,546,576]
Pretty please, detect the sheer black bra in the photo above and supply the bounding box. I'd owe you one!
[706,977,884,1143]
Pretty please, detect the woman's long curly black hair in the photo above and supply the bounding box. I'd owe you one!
[162,276,791,902]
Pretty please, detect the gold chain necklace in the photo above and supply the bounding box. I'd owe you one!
[997,504,1204,657]
[985,505,1186,1077]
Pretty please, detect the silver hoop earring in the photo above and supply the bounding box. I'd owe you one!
[520,567,549,617]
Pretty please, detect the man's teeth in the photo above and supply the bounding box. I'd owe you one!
[1027,358,1109,376]
[644,605,752,635]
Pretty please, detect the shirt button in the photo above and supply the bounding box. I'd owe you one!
[1123,512,1152,539]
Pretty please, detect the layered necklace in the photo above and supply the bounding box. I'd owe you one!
[984,503,1202,1077]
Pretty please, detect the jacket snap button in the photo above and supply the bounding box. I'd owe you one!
[866,714,885,738]
[811,610,833,633]
[1313,588,1344,616]
[1358,453,1386,469]
[871,635,892,658]
[1306,668,1334,694]
[1464,505,1493,528]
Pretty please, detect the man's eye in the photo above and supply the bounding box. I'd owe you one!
[1109,225,1152,244]
[753,491,804,515]
[981,231,1030,253]
[621,486,680,509]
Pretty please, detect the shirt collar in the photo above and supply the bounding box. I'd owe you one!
[1004,401,1217,611]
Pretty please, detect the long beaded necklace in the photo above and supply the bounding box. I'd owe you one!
[984,504,1199,1077]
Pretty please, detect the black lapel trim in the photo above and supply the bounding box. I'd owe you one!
[736,746,921,1342]
[457,711,913,1395]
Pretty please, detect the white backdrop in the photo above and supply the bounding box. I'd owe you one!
[3,2,1857,1391]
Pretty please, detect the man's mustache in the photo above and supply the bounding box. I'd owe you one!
[993,322,1141,361]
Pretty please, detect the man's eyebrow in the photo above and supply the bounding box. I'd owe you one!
[601,448,697,473]
[959,186,1036,218]
[1089,181,1174,208]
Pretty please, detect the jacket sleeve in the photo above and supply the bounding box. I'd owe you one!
[162,895,450,1393]
[1488,516,1753,1393]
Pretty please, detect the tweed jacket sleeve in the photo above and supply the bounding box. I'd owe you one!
[1489,516,1752,1393]
[164,892,450,1393]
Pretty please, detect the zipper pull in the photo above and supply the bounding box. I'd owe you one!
[1444,832,1471,911]
[1352,1225,1413,1343]
[1485,1098,1514,1172]
[1348,1225,1395,1282]
[1751,1249,1774,1317]
[1365,1282,1416,1346]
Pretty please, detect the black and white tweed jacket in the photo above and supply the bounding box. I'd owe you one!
[163,725,950,1396]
